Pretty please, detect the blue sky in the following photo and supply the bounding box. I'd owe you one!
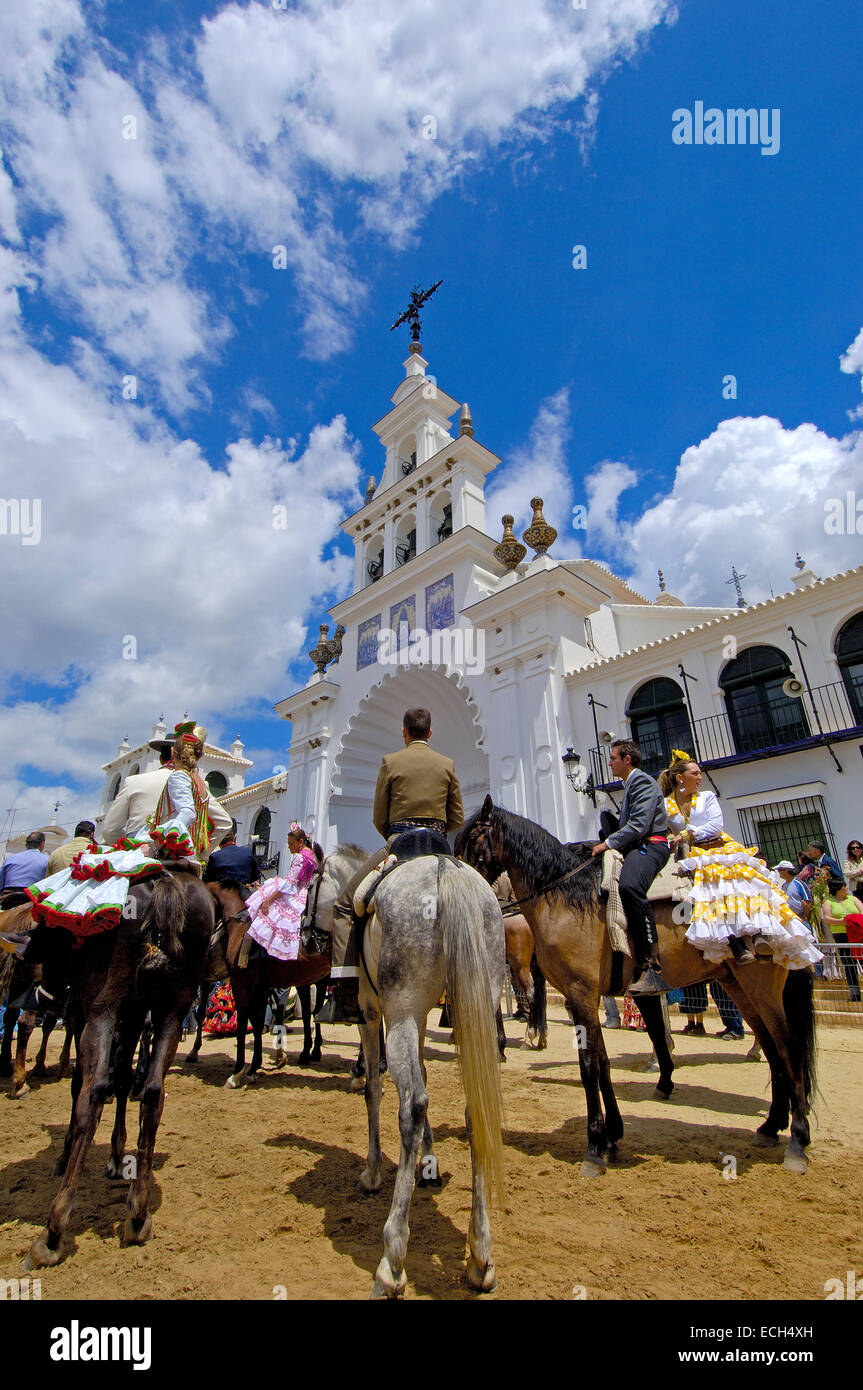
[0,0,861,834]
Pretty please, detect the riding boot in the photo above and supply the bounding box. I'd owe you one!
[318,978,365,1025]
[729,936,756,965]
[628,948,673,996]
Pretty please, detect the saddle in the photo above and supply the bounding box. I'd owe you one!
[600,849,692,960]
[355,828,455,919]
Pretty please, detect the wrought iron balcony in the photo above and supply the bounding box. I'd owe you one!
[586,679,862,790]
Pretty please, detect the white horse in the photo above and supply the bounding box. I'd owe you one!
[354,854,505,1299]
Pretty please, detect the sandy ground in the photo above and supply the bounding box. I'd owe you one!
[1,998,861,1302]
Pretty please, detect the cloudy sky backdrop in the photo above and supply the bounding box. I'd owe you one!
[1,0,861,837]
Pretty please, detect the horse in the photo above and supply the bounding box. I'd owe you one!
[495,876,548,1050]
[208,844,368,1087]
[355,853,505,1298]
[25,864,214,1268]
[456,797,816,1178]
[0,906,74,1099]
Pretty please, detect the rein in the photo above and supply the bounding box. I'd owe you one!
[496,856,599,915]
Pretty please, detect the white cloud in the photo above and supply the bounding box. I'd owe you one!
[0,0,676,395]
[582,415,863,605]
[840,326,863,420]
[486,386,573,537]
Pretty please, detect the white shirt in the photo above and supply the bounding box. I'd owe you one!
[665,789,725,842]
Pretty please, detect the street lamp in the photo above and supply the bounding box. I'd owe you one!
[561,747,597,805]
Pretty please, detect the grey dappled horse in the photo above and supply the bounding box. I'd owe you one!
[355,855,505,1299]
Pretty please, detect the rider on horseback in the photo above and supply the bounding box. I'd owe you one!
[320,706,464,1023]
[590,739,672,996]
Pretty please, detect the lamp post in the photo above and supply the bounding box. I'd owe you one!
[561,747,597,806]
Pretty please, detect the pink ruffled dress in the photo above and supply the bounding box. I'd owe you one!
[245,846,317,962]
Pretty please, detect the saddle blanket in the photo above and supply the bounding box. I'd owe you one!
[601,849,690,957]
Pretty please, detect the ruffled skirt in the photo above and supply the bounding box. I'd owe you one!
[677,838,823,971]
[246,878,304,962]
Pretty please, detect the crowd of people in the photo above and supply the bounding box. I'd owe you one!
[2,721,861,1047]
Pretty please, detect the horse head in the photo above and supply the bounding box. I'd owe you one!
[455,794,505,884]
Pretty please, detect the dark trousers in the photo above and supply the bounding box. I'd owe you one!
[618,841,670,962]
[681,982,744,1032]
[832,934,862,1002]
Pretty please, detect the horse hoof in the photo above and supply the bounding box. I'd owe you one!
[783,1150,809,1174]
[655,1079,674,1099]
[225,1071,245,1090]
[26,1233,62,1269]
[184,1052,199,1065]
[31,1061,48,1078]
[752,1130,779,1148]
[273,1050,287,1069]
[370,1261,406,1299]
[417,1174,442,1189]
[536,1035,548,1051]
[466,1260,497,1293]
[298,1051,311,1067]
[10,1082,30,1100]
[106,1157,128,1180]
[310,1047,322,1063]
[245,1071,258,1086]
[358,1170,382,1195]
[123,1213,153,1246]
[580,1159,606,1179]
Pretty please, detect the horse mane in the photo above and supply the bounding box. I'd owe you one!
[468,805,602,913]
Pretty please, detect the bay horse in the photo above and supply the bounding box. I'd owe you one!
[355,853,505,1298]
[25,864,214,1267]
[495,875,548,1049]
[456,797,816,1178]
[208,844,368,1087]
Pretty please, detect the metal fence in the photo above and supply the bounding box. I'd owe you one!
[813,940,863,1027]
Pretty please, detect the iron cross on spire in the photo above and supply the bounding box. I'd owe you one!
[390,279,443,351]
[726,565,748,608]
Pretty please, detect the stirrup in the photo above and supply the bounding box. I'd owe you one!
[752,935,774,959]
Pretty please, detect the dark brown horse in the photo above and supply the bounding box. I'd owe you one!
[0,905,74,1099]
[211,881,333,1087]
[26,865,214,1267]
[456,798,816,1178]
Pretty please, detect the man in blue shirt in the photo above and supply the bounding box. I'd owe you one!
[0,832,48,900]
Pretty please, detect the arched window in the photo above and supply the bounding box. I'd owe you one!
[128,764,140,777]
[626,678,693,778]
[719,645,808,753]
[206,770,228,798]
[109,774,122,802]
[252,807,271,860]
[835,612,863,725]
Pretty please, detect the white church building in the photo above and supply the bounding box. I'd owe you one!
[217,344,863,871]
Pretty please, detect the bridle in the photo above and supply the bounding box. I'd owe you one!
[463,818,598,914]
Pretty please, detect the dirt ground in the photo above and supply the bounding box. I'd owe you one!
[1,998,860,1302]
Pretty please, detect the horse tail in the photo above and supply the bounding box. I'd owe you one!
[0,947,15,1005]
[439,862,505,1204]
[141,872,186,966]
[783,968,817,1106]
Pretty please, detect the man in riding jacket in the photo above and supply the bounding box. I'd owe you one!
[320,706,464,1024]
[591,739,671,996]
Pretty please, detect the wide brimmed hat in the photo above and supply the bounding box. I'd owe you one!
[149,721,207,753]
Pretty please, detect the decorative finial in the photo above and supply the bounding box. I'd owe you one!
[658,568,667,592]
[365,475,377,503]
[390,279,443,353]
[522,497,557,559]
[308,622,346,675]
[493,515,527,572]
[726,565,748,609]
[794,552,805,571]
[458,402,474,438]
[309,624,331,675]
